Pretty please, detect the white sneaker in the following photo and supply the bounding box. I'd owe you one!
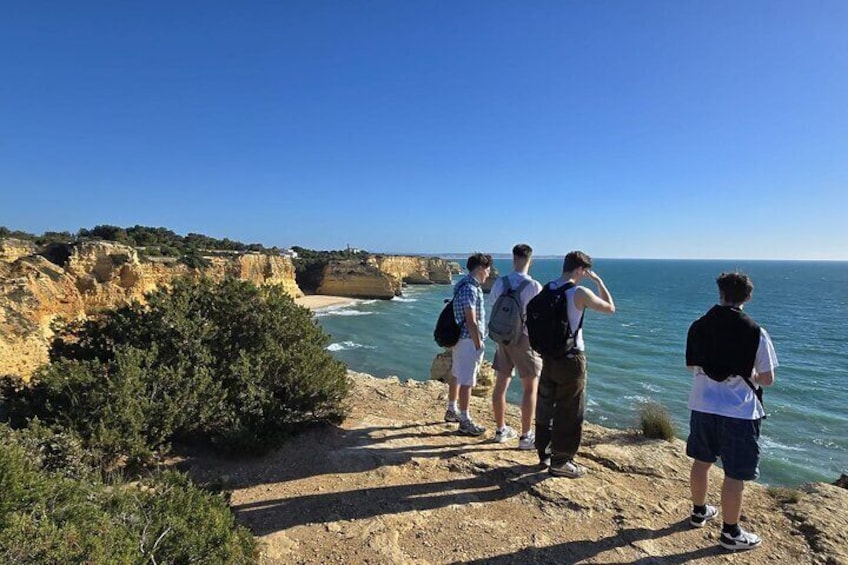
[720,527,762,551]
[494,426,518,443]
[518,432,536,450]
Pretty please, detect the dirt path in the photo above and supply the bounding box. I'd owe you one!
[177,372,846,564]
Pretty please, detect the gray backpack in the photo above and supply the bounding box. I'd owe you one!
[488,277,531,346]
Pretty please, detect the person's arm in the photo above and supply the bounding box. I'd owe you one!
[464,306,483,349]
[755,371,775,387]
[753,329,778,387]
[575,270,615,314]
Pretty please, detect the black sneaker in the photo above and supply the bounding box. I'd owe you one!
[690,504,718,528]
[719,527,762,551]
[457,419,486,436]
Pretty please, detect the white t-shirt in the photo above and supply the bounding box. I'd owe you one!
[488,272,543,336]
[688,328,778,420]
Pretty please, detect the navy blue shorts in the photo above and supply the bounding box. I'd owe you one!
[686,410,761,481]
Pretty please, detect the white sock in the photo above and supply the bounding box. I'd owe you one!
[460,410,470,421]
[447,401,458,412]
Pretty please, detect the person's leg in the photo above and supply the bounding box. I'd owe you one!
[448,380,459,406]
[459,384,472,413]
[491,344,514,430]
[550,354,586,460]
[513,336,542,438]
[535,361,556,463]
[519,376,538,436]
[690,459,712,506]
[721,477,744,525]
[492,371,511,429]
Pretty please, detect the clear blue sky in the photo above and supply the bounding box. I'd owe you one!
[1,1,846,259]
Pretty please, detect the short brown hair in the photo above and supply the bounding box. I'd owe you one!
[717,272,753,304]
[512,244,533,259]
[467,253,493,272]
[563,251,592,272]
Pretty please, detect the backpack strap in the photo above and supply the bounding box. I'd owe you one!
[552,281,583,340]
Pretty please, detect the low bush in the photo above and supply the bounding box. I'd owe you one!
[2,277,351,465]
[638,401,676,440]
[767,486,804,504]
[0,424,256,563]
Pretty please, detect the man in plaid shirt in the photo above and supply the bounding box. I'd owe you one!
[445,252,492,436]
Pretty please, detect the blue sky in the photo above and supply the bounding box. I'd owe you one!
[1,1,846,259]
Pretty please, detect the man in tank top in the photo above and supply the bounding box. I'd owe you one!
[536,250,615,478]
[684,272,778,552]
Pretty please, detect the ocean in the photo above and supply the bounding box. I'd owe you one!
[314,258,848,487]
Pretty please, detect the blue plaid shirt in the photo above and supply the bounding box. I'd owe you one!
[452,274,486,340]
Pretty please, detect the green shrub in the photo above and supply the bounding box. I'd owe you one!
[638,401,676,440]
[767,486,804,504]
[0,425,256,563]
[3,277,351,464]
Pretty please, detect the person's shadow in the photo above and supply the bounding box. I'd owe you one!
[461,521,725,564]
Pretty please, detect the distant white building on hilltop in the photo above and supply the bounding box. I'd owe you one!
[280,248,298,259]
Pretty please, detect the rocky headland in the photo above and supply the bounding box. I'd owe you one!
[0,238,463,378]
[303,255,456,299]
[178,371,848,565]
[0,239,302,378]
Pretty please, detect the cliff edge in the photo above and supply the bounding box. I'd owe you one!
[178,372,847,565]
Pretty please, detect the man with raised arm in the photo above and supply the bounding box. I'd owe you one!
[488,243,543,448]
[445,252,492,436]
[685,272,778,551]
[534,251,615,478]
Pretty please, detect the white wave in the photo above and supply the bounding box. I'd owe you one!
[620,322,636,327]
[392,297,418,303]
[624,394,650,404]
[314,309,375,318]
[327,341,377,352]
[760,435,806,452]
[812,438,844,450]
[639,382,662,393]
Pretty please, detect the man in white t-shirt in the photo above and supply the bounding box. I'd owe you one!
[685,272,778,552]
[488,243,544,448]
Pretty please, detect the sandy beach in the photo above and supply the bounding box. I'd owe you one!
[295,294,358,311]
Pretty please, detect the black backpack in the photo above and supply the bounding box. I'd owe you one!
[526,282,584,357]
[433,281,468,347]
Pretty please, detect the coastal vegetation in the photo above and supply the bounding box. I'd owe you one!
[0,224,283,258]
[637,400,676,440]
[0,276,351,562]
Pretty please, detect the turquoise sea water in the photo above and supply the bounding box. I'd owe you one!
[315,258,848,487]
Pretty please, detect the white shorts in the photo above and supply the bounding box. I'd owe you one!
[451,338,484,387]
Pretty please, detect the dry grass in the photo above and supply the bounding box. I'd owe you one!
[768,486,805,504]
[638,401,676,440]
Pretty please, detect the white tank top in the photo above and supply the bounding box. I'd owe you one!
[565,287,585,351]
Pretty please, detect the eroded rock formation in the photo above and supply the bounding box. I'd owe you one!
[0,240,303,378]
[316,261,398,299]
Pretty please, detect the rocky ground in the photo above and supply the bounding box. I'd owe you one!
[176,372,847,565]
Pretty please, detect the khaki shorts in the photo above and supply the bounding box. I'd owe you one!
[492,333,542,379]
[451,338,484,387]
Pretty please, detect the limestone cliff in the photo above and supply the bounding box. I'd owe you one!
[369,255,454,286]
[316,261,398,299]
[0,238,37,264]
[0,240,303,378]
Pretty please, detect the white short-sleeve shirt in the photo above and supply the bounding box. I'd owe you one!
[688,328,779,420]
[488,272,543,336]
